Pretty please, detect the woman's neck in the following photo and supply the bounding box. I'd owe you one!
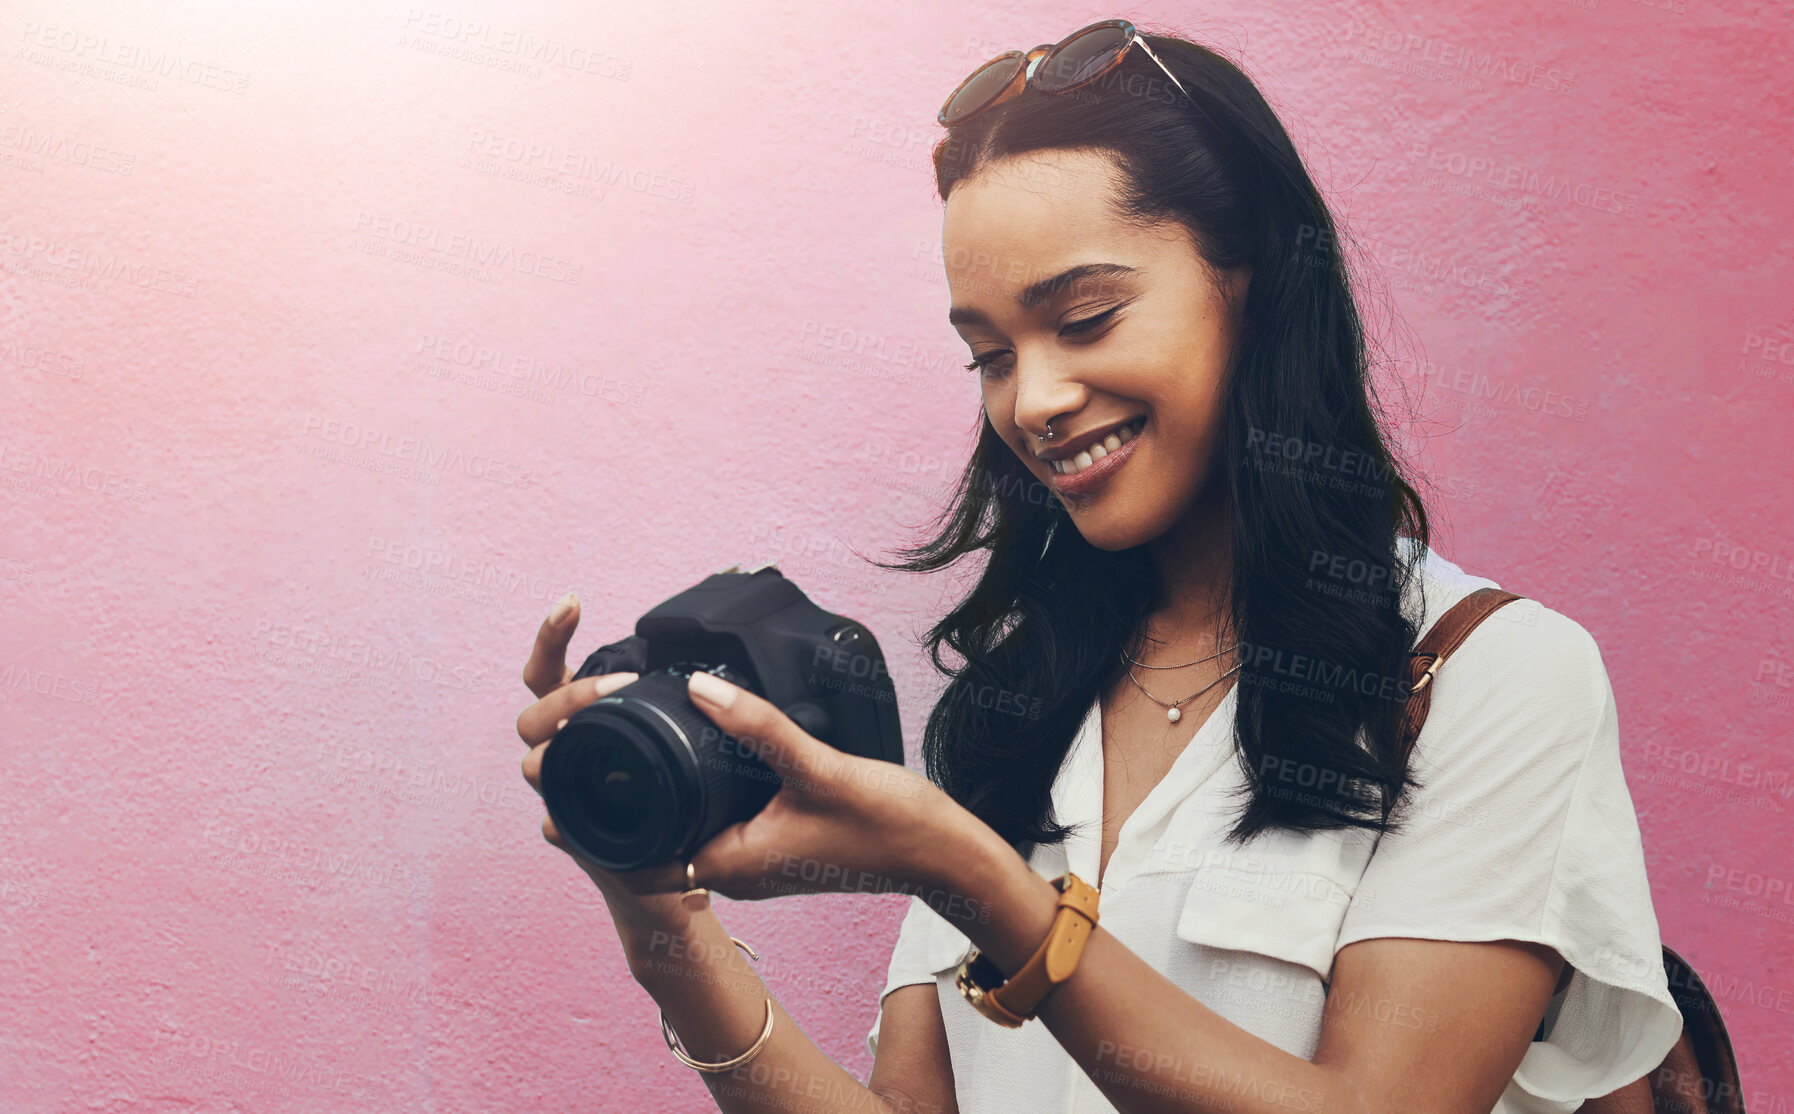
[1142,476,1235,649]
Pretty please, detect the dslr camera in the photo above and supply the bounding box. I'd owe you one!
[539,561,904,871]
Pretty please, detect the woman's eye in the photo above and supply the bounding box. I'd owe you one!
[963,306,1124,376]
[964,352,1010,377]
[1061,306,1121,336]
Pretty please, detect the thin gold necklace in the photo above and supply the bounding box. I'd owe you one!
[1121,639,1239,669]
[1123,658,1241,724]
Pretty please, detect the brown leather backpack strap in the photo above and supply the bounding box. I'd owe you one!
[1392,585,1544,1041]
[1585,947,1747,1114]
[1397,586,1527,759]
[1661,946,1746,1114]
[1386,589,1752,1114]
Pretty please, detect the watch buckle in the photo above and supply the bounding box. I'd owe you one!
[955,950,1028,1028]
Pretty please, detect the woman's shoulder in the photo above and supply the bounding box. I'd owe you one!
[1403,538,1604,670]
[1350,546,1680,1105]
[1401,539,1612,752]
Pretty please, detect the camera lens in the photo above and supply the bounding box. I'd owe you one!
[539,665,779,871]
[541,698,689,870]
[570,728,652,839]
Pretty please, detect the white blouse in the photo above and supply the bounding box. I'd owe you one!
[867,542,1684,1113]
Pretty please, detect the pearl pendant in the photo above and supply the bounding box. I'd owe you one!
[1167,705,1182,723]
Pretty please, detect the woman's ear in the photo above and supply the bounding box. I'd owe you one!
[1227,264,1252,317]
[1219,264,1252,343]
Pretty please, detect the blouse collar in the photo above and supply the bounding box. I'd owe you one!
[1046,685,1241,891]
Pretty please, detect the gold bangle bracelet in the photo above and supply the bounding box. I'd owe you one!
[659,936,776,1073]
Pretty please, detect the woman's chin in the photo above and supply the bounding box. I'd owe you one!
[1058,495,1165,551]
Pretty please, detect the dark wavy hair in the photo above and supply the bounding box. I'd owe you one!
[873,29,1438,854]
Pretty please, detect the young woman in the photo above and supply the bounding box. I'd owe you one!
[514,21,1682,1114]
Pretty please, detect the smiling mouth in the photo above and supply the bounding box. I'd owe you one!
[1045,417,1146,498]
[1047,418,1146,475]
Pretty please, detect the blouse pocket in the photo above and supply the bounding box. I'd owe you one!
[1168,827,1371,984]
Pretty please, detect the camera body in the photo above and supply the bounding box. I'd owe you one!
[539,562,904,871]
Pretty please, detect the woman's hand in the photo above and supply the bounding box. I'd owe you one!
[606,667,993,912]
[518,591,996,922]
[515,592,693,942]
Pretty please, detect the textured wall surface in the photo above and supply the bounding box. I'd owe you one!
[2,0,1790,1110]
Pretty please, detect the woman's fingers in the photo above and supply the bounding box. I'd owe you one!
[680,819,774,901]
[515,671,639,746]
[541,809,567,849]
[607,827,743,899]
[522,591,581,698]
[522,746,585,852]
[685,672,834,780]
[521,738,551,793]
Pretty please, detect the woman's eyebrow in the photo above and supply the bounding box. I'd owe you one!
[948,262,1142,328]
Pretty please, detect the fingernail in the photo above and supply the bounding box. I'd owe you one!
[549,591,576,625]
[687,670,738,710]
[592,672,638,699]
[555,718,569,731]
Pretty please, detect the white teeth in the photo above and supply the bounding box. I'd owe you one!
[1050,418,1145,475]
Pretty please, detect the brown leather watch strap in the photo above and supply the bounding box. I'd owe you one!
[984,873,1100,1023]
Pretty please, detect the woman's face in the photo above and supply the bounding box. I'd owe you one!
[943,147,1249,552]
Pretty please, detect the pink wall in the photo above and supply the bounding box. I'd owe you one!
[3,0,1789,1109]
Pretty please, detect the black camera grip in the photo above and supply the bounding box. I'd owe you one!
[782,701,832,739]
[573,635,650,681]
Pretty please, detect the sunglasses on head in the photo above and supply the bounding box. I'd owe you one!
[938,19,1203,128]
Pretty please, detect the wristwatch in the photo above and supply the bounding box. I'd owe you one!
[955,872,1100,1027]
